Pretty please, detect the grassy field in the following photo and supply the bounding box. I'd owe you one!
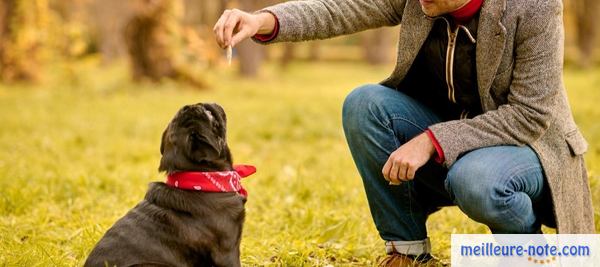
[0,60,599,266]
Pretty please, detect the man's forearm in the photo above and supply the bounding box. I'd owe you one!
[256,0,405,43]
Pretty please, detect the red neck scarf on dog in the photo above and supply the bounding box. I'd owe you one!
[166,165,256,197]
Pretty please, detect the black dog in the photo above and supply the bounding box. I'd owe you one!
[85,103,250,267]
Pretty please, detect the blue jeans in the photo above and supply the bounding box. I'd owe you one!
[342,84,546,254]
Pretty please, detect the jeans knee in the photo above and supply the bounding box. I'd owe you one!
[446,161,535,232]
[446,160,487,201]
[446,169,488,207]
[342,84,385,130]
[446,162,503,220]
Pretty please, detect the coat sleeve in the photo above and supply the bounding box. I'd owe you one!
[253,0,405,44]
[428,0,564,167]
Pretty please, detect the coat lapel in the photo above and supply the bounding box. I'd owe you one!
[476,0,507,110]
[382,0,433,86]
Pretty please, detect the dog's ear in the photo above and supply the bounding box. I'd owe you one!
[160,127,167,155]
[158,126,185,173]
[188,131,221,162]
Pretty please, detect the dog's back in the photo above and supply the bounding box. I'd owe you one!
[85,182,245,267]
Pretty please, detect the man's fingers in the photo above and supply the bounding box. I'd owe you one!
[382,160,392,181]
[389,160,401,184]
[213,10,228,32]
[406,164,417,180]
[231,26,251,47]
[214,10,232,48]
[397,161,409,181]
[215,10,232,46]
[223,12,242,46]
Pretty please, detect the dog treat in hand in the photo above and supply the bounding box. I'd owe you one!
[227,45,232,66]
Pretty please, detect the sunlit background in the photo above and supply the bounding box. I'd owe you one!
[0,0,598,266]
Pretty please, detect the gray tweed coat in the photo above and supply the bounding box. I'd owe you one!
[256,0,594,233]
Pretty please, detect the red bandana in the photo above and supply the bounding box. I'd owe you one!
[166,165,256,197]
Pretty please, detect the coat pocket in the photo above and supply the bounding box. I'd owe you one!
[565,129,588,156]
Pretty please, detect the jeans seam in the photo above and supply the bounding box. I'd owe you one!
[364,94,432,239]
[385,116,428,133]
[385,116,426,238]
[386,125,421,235]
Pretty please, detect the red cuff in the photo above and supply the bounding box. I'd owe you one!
[425,129,445,164]
[253,12,279,42]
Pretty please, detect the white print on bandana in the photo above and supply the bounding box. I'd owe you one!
[166,165,255,197]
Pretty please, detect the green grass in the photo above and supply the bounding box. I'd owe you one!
[0,59,598,266]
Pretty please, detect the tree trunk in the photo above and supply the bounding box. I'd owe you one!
[308,42,321,61]
[88,0,133,63]
[362,28,394,65]
[0,0,16,62]
[573,0,599,68]
[124,0,205,88]
[280,43,295,68]
[237,0,265,77]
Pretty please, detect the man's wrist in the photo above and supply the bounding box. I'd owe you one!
[256,12,276,35]
[424,129,445,164]
[421,133,436,156]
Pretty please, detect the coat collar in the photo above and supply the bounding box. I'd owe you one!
[382,0,433,86]
[384,0,507,111]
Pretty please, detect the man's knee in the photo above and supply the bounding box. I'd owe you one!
[445,153,538,232]
[445,159,494,207]
[342,84,388,130]
[343,84,385,117]
[445,159,507,222]
[445,147,543,203]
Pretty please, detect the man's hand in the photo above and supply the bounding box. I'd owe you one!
[382,133,436,184]
[213,9,276,49]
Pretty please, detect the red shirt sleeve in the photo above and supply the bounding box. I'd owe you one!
[253,11,279,42]
[425,129,445,164]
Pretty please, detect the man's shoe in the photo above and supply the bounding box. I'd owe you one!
[377,253,413,267]
[377,253,448,267]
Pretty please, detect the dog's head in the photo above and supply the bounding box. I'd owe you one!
[159,103,232,173]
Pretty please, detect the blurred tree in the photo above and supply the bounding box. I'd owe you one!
[0,0,48,82]
[235,0,266,77]
[183,0,226,26]
[88,0,133,63]
[124,0,206,88]
[49,0,93,58]
[572,0,599,68]
[362,28,394,65]
[280,43,295,68]
[308,42,321,61]
[182,0,224,68]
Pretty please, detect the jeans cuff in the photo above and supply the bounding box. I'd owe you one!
[385,238,431,255]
